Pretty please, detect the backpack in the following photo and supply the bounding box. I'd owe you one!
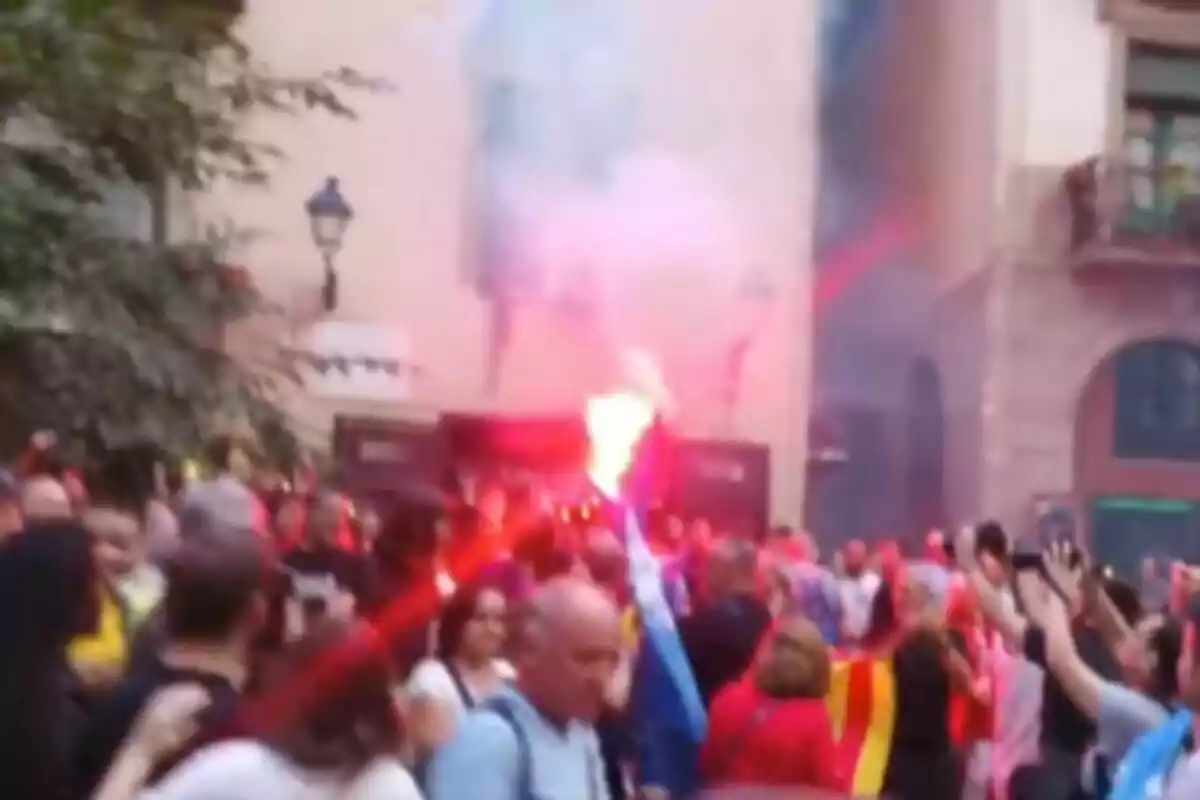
[483,695,536,800]
[481,695,601,800]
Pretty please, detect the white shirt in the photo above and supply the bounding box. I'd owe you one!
[142,741,421,800]
[838,572,880,640]
[987,629,1043,800]
[406,658,515,720]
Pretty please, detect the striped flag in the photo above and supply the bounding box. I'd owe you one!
[827,655,897,797]
[622,504,707,797]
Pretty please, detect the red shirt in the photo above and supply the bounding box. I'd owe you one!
[700,680,847,792]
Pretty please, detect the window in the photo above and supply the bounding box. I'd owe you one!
[1112,340,1200,459]
[1123,44,1200,235]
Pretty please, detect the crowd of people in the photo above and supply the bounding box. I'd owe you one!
[0,431,1199,799]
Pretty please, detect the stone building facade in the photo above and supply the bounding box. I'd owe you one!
[956,0,1200,571]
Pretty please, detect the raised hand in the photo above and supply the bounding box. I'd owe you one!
[126,683,212,763]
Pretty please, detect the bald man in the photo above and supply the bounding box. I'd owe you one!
[427,578,620,800]
[21,476,72,521]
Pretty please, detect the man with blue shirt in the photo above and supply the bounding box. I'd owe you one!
[427,577,621,800]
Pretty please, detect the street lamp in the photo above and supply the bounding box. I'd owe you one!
[305,176,354,312]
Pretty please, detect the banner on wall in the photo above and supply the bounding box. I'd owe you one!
[332,415,444,495]
[301,321,419,403]
[667,439,770,537]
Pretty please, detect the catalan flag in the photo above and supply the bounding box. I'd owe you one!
[826,655,897,797]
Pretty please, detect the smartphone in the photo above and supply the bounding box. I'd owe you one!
[1011,551,1043,572]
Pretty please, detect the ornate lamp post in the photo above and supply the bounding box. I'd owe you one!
[305,176,354,312]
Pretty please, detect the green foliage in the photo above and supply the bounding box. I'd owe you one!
[0,0,381,465]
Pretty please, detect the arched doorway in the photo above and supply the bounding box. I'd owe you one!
[1075,339,1200,577]
[904,357,946,537]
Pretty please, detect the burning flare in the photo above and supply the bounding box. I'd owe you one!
[585,391,655,499]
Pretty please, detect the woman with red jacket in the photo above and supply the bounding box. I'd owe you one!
[946,583,994,748]
[700,615,847,792]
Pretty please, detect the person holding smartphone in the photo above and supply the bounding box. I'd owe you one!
[1022,557,1200,799]
[958,525,1120,800]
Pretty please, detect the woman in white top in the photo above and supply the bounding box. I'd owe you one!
[94,619,422,800]
[405,582,512,758]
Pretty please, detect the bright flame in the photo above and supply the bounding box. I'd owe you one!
[586,391,656,499]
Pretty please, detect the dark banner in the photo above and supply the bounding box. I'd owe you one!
[668,439,771,537]
[331,415,444,495]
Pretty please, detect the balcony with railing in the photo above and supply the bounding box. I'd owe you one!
[1064,150,1200,272]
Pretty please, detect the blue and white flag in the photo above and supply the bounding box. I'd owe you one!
[622,504,707,797]
[1110,708,1193,800]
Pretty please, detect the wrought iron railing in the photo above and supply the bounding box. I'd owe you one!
[1063,153,1200,262]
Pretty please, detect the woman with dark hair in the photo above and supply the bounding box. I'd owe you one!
[403,582,511,761]
[94,619,420,799]
[0,518,98,800]
[700,615,845,791]
[868,576,982,800]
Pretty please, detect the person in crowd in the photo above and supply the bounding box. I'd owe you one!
[1019,547,1193,796]
[474,487,538,604]
[74,509,272,796]
[426,577,620,800]
[869,574,983,800]
[836,539,878,644]
[678,539,772,707]
[579,533,634,800]
[944,581,996,800]
[90,503,165,628]
[376,498,449,676]
[762,524,806,566]
[0,469,23,539]
[94,619,422,799]
[955,521,1043,800]
[964,530,1120,800]
[700,614,844,791]
[786,535,843,647]
[0,518,98,800]
[68,508,144,698]
[650,512,686,558]
[283,490,383,642]
[477,481,509,541]
[405,581,512,762]
[648,515,692,618]
[272,492,308,553]
[180,435,266,534]
[23,473,73,520]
